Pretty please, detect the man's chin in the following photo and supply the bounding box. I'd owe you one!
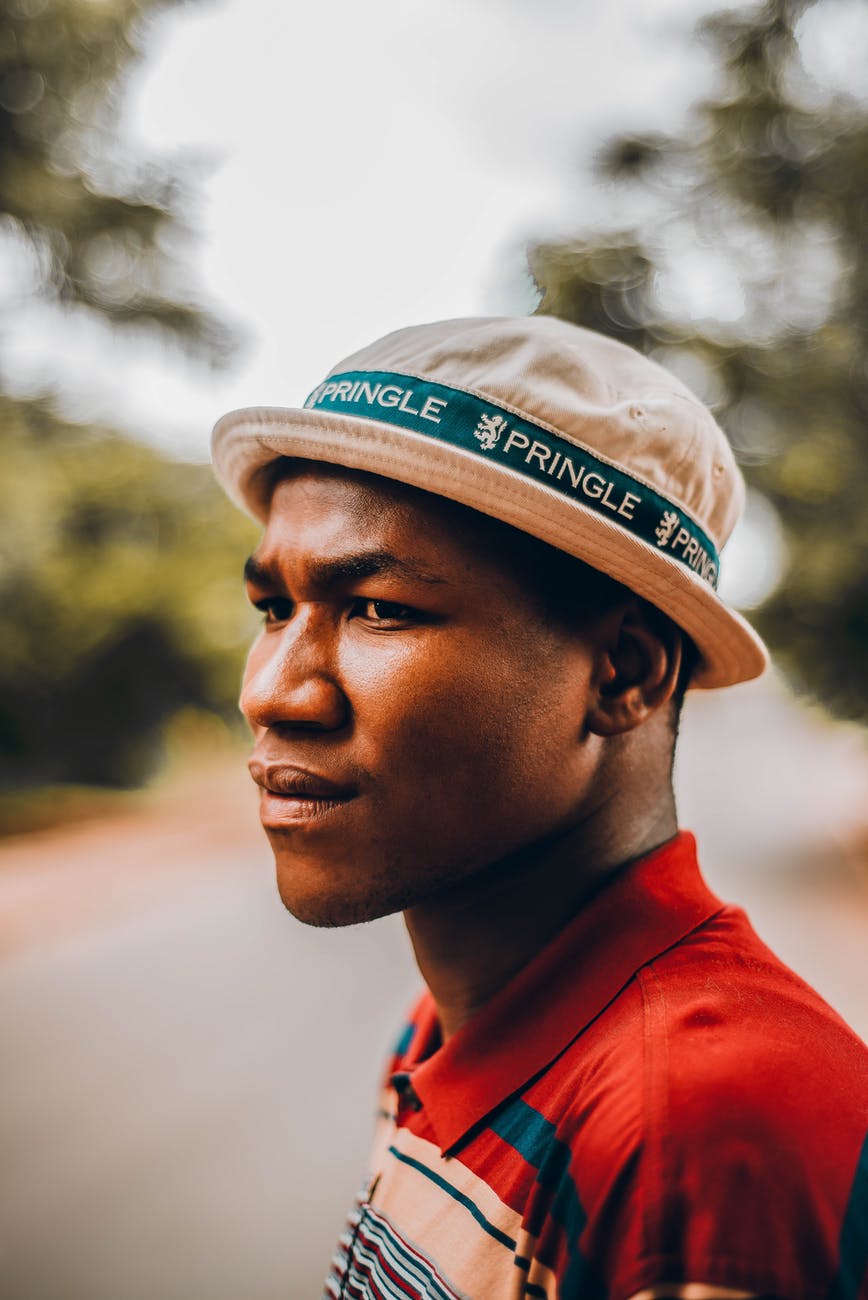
[273,863,406,929]
[269,840,484,928]
[278,888,400,929]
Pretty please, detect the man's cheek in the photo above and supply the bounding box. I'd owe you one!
[390,708,516,791]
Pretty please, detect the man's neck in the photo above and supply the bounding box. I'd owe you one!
[403,796,678,1042]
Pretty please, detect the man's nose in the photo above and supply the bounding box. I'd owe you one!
[239,616,348,732]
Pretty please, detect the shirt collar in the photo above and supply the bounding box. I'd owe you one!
[397,831,723,1152]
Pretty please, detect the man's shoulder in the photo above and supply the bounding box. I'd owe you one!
[643,900,868,1106]
[526,895,867,1175]
[560,900,868,1147]
[527,904,868,1299]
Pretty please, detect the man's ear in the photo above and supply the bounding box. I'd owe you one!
[586,600,682,738]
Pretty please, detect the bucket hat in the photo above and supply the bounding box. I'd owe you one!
[212,314,768,689]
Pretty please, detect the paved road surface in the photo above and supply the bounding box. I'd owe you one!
[1,674,866,1299]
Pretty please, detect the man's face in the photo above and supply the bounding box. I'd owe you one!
[241,464,605,927]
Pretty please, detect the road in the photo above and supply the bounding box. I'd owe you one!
[0,673,866,1300]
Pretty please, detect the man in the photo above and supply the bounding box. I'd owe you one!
[212,315,868,1299]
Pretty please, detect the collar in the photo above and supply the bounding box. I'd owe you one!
[395,831,723,1152]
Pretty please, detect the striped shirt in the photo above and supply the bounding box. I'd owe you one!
[325,832,868,1300]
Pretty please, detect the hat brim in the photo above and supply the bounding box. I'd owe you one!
[212,405,769,691]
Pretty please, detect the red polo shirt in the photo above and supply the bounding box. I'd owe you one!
[325,832,868,1300]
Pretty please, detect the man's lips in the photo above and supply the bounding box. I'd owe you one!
[247,759,358,802]
[247,759,359,831]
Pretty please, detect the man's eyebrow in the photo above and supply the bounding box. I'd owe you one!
[243,550,445,588]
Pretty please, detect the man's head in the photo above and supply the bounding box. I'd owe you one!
[240,460,689,927]
[213,314,766,925]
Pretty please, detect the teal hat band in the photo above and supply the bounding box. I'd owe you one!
[304,369,720,590]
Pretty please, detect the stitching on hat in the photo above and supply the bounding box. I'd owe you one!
[659,395,705,502]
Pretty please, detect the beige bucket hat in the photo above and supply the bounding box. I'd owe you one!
[212,314,768,689]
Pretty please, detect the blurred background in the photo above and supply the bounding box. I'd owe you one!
[0,0,866,1295]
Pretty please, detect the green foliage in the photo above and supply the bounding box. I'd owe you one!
[1,0,229,351]
[0,0,255,794]
[529,0,868,721]
[0,397,259,787]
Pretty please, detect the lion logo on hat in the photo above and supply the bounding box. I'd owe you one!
[474,413,508,452]
[655,510,681,548]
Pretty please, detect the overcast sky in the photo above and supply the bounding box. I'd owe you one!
[7,0,865,458]
[7,0,738,454]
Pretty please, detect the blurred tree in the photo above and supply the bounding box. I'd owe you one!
[0,0,257,793]
[530,0,868,722]
[1,0,228,350]
[0,395,257,789]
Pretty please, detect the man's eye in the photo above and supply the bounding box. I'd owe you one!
[253,596,294,624]
[356,599,416,625]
